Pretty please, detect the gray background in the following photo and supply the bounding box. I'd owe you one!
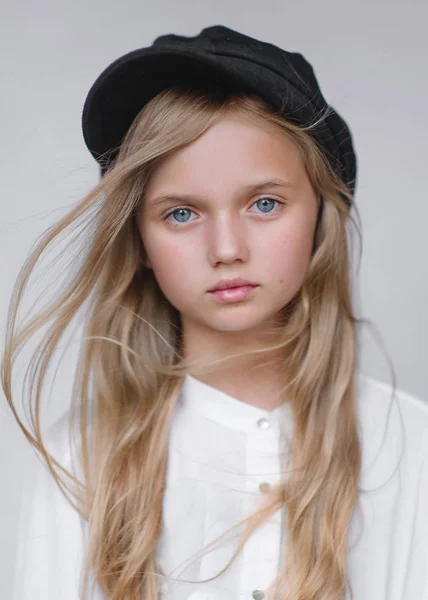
[1,0,427,594]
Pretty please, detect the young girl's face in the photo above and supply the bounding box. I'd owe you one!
[137,111,319,338]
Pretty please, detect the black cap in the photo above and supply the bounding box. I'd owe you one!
[81,25,357,206]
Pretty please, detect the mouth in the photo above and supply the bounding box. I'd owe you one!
[208,277,258,292]
[208,284,259,303]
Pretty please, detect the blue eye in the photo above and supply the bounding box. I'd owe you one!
[254,197,277,213]
[167,207,193,224]
[164,196,282,225]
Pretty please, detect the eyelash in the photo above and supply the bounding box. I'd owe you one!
[163,196,284,225]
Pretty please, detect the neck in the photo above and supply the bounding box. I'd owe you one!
[182,326,288,411]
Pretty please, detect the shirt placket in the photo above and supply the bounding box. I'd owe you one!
[241,415,283,599]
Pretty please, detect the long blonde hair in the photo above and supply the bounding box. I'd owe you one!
[2,86,390,600]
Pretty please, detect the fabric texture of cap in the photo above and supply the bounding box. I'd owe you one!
[81,24,357,207]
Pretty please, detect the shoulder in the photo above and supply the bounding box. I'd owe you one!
[356,372,428,431]
[356,372,428,478]
[14,409,89,600]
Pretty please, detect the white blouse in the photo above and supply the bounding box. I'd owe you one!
[12,373,428,599]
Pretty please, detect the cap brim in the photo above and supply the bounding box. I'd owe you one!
[81,48,285,165]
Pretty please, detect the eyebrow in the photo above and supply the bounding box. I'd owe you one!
[148,178,294,208]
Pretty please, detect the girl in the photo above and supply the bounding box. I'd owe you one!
[3,24,428,600]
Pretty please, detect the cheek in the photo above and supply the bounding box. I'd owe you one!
[144,235,200,300]
[262,226,314,286]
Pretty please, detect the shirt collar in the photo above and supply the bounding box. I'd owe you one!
[179,374,293,437]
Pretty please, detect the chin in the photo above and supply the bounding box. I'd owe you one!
[204,313,273,333]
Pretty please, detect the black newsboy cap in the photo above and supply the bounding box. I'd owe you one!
[81,24,357,206]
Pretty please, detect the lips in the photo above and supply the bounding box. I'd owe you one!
[209,284,258,303]
[208,277,258,292]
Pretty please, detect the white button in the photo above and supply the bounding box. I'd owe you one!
[256,417,270,430]
[258,481,272,493]
[252,590,265,599]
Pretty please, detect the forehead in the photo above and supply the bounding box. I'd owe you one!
[145,112,306,195]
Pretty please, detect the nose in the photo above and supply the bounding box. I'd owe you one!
[207,213,250,266]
